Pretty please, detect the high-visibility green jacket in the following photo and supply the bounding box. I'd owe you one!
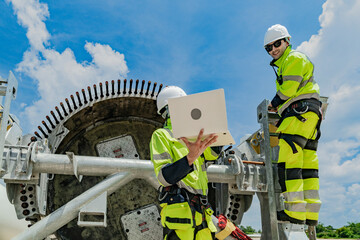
[270,46,320,115]
[150,119,219,195]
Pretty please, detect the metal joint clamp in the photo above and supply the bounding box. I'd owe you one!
[66,152,83,182]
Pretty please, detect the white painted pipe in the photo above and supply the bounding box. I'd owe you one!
[12,172,133,240]
[32,153,237,184]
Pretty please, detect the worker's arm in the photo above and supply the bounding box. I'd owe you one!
[159,129,218,184]
[160,157,194,185]
[271,53,309,108]
[268,102,278,112]
[150,129,217,186]
[150,130,194,186]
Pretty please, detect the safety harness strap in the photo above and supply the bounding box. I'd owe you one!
[304,139,318,151]
[314,114,322,141]
[194,220,209,236]
[276,98,322,128]
[159,186,210,229]
[279,133,307,154]
[275,99,322,154]
[165,217,191,224]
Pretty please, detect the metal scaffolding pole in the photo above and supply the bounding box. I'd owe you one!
[31,152,237,184]
[10,152,238,239]
[257,99,280,240]
[12,172,133,240]
[0,71,18,174]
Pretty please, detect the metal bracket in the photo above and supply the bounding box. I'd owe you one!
[36,173,49,215]
[12,183,40,219]
[229,154,242,175]
[66,152,83,182]
[1,145,34,182]
[0,71,18,174]
[279,223,309,240]
[234,155,245,190]
[308,225,317,240]
[78,191,107,227]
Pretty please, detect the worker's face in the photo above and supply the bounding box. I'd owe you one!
[266,39,289,60]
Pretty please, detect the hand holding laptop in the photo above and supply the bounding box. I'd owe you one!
[180,128,218,165]
[168,89,235,147]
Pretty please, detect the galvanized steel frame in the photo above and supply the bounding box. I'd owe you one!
[0,71,18,174]
[257,99,280,240]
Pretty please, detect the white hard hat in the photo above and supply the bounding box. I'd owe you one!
[264,24,291,46]
[156,86,187,115]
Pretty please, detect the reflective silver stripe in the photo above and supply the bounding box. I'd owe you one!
[306,202,321,213]
[177,181,205,195]
[283,75,303,83]
[158,165,172,187]
[210,148,218,157]
[285,202,306,212]
[278,92,320,115]
[298,76,314,89]
[304,190,320,200]
[153,152,173,161]
[276,90,289,101]
[164,128,174,138]
[201,162,206,171]
[284,191,304,202]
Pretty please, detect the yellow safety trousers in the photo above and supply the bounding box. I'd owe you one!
[161,202,216,240]
[277,111,321,222]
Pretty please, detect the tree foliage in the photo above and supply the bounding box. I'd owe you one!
[240,225,257,234]
[316,222,360,239]
[240,222,360,238]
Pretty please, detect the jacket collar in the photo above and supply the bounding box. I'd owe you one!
[270,45,292,68]
[164,117,172,130]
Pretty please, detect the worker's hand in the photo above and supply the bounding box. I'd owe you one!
[268,103,277,112]
[180,129,218,166]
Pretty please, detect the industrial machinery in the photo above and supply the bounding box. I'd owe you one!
[0,72,327,240]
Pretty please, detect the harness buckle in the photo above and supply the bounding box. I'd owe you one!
[200,196,208,206]
[293,105,309,115]
[158,186,169,202]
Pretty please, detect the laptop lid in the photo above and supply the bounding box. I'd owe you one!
[167,89,235,146]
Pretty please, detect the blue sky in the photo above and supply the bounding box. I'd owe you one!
[1,0,360,236]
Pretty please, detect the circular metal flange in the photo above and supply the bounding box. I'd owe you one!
[34,80,166,239]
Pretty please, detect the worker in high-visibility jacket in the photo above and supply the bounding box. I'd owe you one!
[264,24,322,226]
[150,86,220,240]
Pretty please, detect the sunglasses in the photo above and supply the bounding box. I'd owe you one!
[265,39,283,52]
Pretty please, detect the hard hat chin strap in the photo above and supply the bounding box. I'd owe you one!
[160,105,169,119]
[162,107,171,128]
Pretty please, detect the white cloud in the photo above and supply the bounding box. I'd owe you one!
[6,0,50,51]
[319,181,360,227]
[297,0,360,227]
[348,183,360,197]
[8,0,129,132]
[318,140,360,182]
[297,0,360,94]
[85,42,128,75]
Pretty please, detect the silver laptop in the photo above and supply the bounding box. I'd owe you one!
[167,89,235,147]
